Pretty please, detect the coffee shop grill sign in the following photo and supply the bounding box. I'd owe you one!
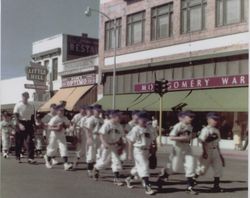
[62,74,96,88]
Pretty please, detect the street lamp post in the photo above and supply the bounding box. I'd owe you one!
[84,7,117,109]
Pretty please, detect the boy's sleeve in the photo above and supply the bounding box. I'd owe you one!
[99,123,108,135]
[169,124,179,137]
[126,127,137,143]
[48,117,55,126]
[199,128,208,142]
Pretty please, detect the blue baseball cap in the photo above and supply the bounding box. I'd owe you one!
[182,110,195,118]
[207,112,220,121]
[137,111,150,120]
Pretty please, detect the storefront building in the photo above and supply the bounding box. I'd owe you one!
[98,0,249,146]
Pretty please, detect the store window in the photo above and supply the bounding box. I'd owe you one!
[105,18,122,50]
[52,58,58,81]
[127,11,145,45]
[216,0,248,26]
[151,3,173,40]
[181,0,207,33]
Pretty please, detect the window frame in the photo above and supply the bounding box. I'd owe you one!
[151,3,174,40]
[126,11,146,46]
[216,0,247,27]
[104,18,122,51]
[181,0,207,34]
[52,58,58,81]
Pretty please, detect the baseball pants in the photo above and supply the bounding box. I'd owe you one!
[46,132,68,157]
[95,145,122,172]
[196,148,223,177]
[131,147,150,178]
[171,146,195,178]
[75,128,86,159]
[86,134,101,163]
[2,133,10,152]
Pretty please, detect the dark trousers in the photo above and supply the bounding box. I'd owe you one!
[15,121,35,159]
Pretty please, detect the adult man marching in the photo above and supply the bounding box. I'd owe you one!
[13,92,36,164]
[71,105,87,168]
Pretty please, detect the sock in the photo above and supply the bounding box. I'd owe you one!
[187,177,194,187]
[63,157,68,163]
[129,175,135,180]
[194,174,199,179]
[114,172,119,179]
[47,156,52,162]
[87,163,93,170]
[214,177,220,188]
[142,177,150,186]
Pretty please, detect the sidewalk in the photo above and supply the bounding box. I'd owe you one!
[157,144,248,161]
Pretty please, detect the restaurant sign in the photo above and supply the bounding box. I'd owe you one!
[134,74,248,93]
[62,74,96,88]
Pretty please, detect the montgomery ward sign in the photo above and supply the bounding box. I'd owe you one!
[134,74,248,93]
[25,62,48,83]
[24,84,48,90]
[62,74,96,88]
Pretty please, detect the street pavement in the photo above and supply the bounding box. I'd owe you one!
[1,149,248,198]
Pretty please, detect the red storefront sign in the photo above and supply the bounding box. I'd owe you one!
[134,74,248,93]
[62,74,96,88]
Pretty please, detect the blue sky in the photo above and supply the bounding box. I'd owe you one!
[1,0,100,79]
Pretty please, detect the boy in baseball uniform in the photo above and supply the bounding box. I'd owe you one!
[44,105,72,171]
[82,105,103,177]
[71,105,87,168]
[169,111,198,195]
[125,111,156,195]
[93,110,124,186]
[195,112,225,192]
[0,111,14,158]
[128,110,139,130]
[42,104,59,165]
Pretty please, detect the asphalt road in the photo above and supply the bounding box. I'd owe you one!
[1,152,248,198]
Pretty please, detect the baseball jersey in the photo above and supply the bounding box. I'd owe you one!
[71,113,85,127]
[0,120,12,134]
[170,122,193,147]
[128,120,137,129]
[48,115,70,133]
[99,120,124,144]
[127,125,156,149]
[42,113,54,125]
[13,101,34,121]
[84,115,103,134]
[199,125,221,149]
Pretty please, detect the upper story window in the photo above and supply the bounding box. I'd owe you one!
[181,0,207,33]
[44,60,49,67]
[52,58,58,81]
[127,11,145,45]
[151,3,173,40]
[216,0,248,27]
[105,18,122,50]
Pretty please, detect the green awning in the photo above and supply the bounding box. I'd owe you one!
[97,87,248,112]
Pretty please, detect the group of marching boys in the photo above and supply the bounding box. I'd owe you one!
[1,102,225,195]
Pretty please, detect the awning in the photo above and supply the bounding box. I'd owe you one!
[97,87,248,112]
[38,85,94,112]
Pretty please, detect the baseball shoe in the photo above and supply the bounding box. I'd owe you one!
[93,168,99,181]
[193,178,198,186]
[44,155,52,169]
[87,170,93,178]
[145,184,155,195]
[51,158,59,165]
[211,186,224,192]
[125,177,134,189]
[186,186,198,195]
[3,153,9,158]
[16,157,22,163]
[64,163,73,171]
[114,178,124,186]
[28,159,37,164]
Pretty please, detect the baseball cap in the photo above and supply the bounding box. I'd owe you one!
[109,109,121,117]
[22,92,29,97]
[137,111,150,121]
[55,105,65,111]
[132,110,140,116]
[182,110,195,118]
[85,106,93,111]
[50,103,57,109]
[207,112,220,121]
[80,105,87,110]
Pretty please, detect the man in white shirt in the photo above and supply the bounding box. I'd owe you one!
[13,92,36,163]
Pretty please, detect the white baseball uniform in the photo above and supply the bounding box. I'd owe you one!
[72,113,86,159]
[169,122,195,178]
[0,120,12,152]
[94,120,124,172]
[83,115,103,163]
[196,125,223,177]
[42,113,54,139]
[46,115,70,157]
[127,125,157,178]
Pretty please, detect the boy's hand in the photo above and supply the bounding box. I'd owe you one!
[202,152,208,159]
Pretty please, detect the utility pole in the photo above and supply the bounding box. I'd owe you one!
[154,80,169,145]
